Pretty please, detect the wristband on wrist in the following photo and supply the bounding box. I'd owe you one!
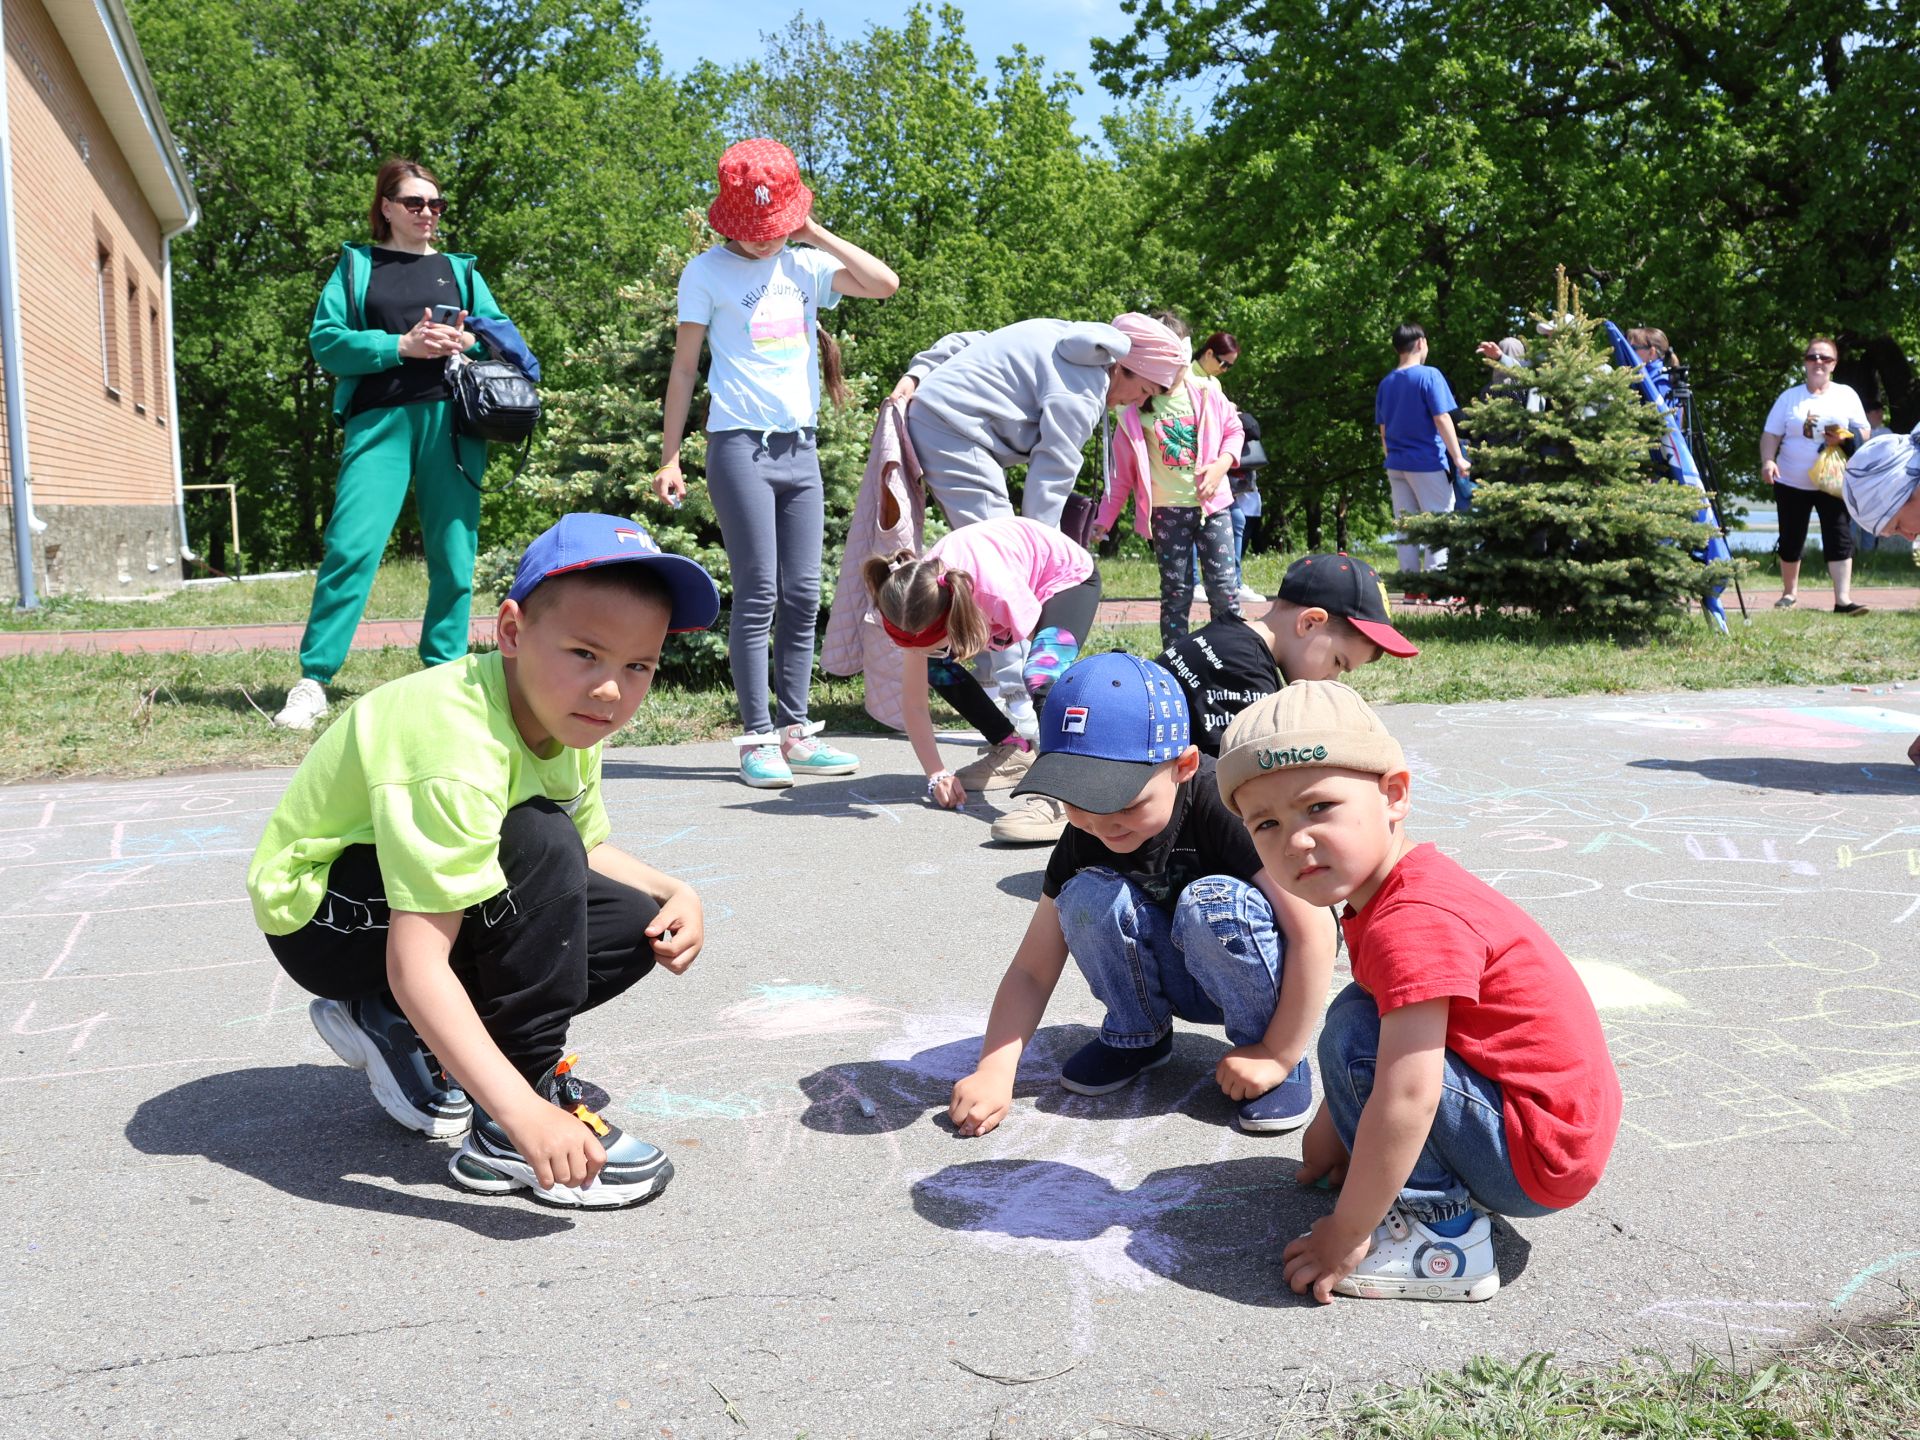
[925,770,955,795]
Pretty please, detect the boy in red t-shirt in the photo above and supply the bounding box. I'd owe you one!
[1217,680,1622,1303]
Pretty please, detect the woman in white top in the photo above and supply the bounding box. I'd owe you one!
[1760,337,1870,613]
[653,139,898,788]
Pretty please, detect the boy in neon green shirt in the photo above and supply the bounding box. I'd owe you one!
[247,514,720,1209]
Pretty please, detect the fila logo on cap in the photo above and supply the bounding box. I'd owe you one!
[1062,706,1089,734]
[613,528,658,552]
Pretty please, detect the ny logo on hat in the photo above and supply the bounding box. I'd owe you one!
[1062,706,1089,734]
[753,184,771,206]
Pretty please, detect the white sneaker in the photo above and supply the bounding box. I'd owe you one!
[1191,583,1209,605]
[272,678,329,730]
[1235,582,1265,603]
[1331,1206,1500,1302]
[989,793,1068,845]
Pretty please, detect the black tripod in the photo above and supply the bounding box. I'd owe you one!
[1666,364,1751,622]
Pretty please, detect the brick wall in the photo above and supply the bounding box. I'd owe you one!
[0,0,176,514]
[0,0,185,597]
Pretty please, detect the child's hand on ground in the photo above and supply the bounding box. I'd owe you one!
[1909,734,1920,768]
[507,1100,607,1192]
[1294,1105,1350,1190]
[1282,1215,1374,1305]
[1215,1045,1291,1101]
[646,885,705,973]
[930,773,967,810]
[949,1071,1012,1137]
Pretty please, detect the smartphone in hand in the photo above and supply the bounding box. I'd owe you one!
[430,303,464,328]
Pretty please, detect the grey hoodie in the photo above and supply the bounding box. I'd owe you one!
[905,319,1131,502]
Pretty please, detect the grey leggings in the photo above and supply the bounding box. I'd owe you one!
[706,428,824,736]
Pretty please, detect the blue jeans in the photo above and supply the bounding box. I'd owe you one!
[1317,983,1555,1224]
[1055,869,1283,1049]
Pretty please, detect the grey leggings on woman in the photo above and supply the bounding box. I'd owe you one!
[706,428,825,737]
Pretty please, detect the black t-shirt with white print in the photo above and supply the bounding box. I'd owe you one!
[1041,755,1263,911]
[1158,613,1283,757]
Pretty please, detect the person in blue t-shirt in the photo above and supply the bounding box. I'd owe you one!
[1374,323,1471,577]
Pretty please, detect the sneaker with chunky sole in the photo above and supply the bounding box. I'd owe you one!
[1234,583,1266,604]
[449,1054,673,1209]
[1236,1057,1314,1134]
[1059,1033,1175,1096]
[781,721,859,776]
[990,793,1068,845]
[954,740,1035,791]
[737,738,794,789]
[1331,1206,1500,1302]
[309,995,472,1138]
[272,678,329,731]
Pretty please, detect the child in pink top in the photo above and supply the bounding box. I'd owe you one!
[863,517,1099,810]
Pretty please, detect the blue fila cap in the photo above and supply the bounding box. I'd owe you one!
[507,513,720,633]
[1013,651,1194,814]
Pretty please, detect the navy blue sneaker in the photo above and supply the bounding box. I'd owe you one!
[450,1054,673,1209]
[1059,1033,1175,1096]
[1236,1057,1314,1134]
[309,995,472,1138]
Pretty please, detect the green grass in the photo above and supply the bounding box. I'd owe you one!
[1313,1309,1920,1440]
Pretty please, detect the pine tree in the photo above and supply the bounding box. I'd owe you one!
[1402,268,1743,630]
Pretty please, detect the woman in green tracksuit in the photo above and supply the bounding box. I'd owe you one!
[274,157,508,731]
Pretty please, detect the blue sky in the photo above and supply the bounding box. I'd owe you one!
[645,1,1138,139]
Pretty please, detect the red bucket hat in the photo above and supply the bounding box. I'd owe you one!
[707,138,813,244]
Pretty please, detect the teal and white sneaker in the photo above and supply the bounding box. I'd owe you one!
[781,721,859,777]
[1331,1206,1500,1302]
[735,735,794,789]
[449,1053,673,1209]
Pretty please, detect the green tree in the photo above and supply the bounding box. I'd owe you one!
[130,0,734,571]
[1401,270,1743,628]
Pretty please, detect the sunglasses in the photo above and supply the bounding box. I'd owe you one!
[1804,353,1836,364]
[391,195,447,215]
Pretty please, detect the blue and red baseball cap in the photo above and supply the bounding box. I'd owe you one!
[1013,651,1194,814]
[507,513,720,633]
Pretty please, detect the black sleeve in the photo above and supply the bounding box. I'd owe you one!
[1041,830,1083,900]
[1189,761,1264,881]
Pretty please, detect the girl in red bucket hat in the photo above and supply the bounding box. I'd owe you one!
[653,139,900,790]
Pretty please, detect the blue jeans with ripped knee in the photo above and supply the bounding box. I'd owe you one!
[1055,868,1283,1049]
[1316,982,1558,1224]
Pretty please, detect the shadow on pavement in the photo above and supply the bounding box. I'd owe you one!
[1628,756,1919,794]
[796,1026,1243,1136]
[125,1063,573,1240]
[911,1156,1534,1309]
[721,773,999,828]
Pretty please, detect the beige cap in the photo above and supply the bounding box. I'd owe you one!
[1217,679,1407,816]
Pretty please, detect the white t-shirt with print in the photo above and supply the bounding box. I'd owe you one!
[1763,382,1868,491]
[677,244,843,434]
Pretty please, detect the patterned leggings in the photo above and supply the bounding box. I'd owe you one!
[1151,506,1240,647]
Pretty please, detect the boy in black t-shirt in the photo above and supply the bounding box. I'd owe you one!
[1160,553,1419,756]
[948,653,1337,1137]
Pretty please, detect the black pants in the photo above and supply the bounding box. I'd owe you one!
[926,571,1103,745]
[267,798,658,1082]
[1773,482,1856,564]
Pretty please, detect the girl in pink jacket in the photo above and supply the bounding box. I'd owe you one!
[1096,370,1245,646]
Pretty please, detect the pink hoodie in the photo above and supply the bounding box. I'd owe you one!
[1096,376,1245,538]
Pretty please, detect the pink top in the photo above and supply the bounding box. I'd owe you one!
[925,517,1094,648]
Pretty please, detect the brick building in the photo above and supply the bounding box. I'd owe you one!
[1,0,197,603]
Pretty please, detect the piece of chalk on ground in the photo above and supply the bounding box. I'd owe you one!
[857,1096,877,1117]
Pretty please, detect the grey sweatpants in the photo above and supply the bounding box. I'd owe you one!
[707,428,825,737]
[905,411,1036,714]
[1386,467,1453,573]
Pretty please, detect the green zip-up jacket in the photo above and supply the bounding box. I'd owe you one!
[309,242,507,421]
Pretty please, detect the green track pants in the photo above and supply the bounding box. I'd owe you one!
[299,400,488,684]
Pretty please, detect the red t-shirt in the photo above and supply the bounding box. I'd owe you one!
[1340,843,1622,1209]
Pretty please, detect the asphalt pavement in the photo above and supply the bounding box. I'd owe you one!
[4,681,1919,1437]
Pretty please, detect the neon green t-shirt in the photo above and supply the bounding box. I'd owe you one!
[247,652,610,936]
[1145,382,1200,508]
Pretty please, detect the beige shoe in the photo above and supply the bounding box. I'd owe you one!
[990,793,1068,845]
[954,741,1035,791]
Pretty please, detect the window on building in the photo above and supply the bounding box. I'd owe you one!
[127,278,145,412]
[149,302,165,424]
[97,246,119,397]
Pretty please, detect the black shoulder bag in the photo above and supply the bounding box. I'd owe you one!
[446,264,539,490]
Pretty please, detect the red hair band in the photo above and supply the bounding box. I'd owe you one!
[881,613,950,648]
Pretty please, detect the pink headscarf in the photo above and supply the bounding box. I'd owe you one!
[1109,313,1192,390]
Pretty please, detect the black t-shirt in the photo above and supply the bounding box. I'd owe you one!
[1158,613,1283,757]
[349,248,460,416]
[1041,755,1264,910]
